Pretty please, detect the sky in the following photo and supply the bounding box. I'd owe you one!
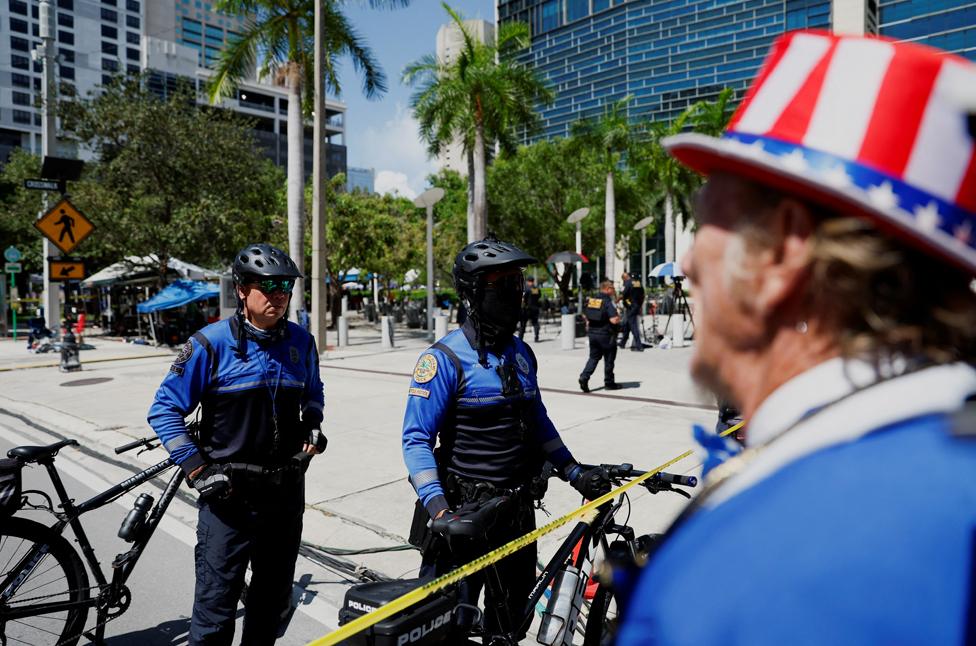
[335,0,495,199]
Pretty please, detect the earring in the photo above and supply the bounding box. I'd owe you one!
[795,321,808,334]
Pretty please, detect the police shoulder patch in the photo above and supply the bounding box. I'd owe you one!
[515,352,530,375]
[413,353,438,383]
[408,387,431,399]
[174,340,194,364]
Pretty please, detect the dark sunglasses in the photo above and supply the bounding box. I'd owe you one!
[483,273,524,293]
[252,279,294,294]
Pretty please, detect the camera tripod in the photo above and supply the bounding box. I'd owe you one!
[662,276,694,341]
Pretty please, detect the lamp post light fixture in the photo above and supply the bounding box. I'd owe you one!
[414,187,446,337]
[567,207,590,314]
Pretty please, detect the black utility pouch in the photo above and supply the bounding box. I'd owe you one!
[407,498,434,553]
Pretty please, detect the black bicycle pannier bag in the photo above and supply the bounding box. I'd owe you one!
[0,458,23,518]
[337,578,456,646]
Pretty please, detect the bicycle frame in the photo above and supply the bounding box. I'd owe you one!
[2,454,181,627]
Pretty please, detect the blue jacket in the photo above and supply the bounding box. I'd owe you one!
[402,324,576,517]
[148,316,324,474]
[616,412,976,645]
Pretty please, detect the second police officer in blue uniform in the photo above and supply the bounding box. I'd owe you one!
[579,280,622,392]
[402,236,610,641]
[148,243,326,646]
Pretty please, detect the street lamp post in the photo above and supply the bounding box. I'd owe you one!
[414,187,445,338]
[567,207,590,314]
[633,215,654,289]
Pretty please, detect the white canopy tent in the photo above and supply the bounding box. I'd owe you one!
[81,255,222,288]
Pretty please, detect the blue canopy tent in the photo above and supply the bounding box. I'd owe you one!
[137,280,219,313]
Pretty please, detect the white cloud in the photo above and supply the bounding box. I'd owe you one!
[375,170,417,200]
[352,103,439,197]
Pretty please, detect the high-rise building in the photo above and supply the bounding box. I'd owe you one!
[879,0,976,61]
[0,0,347,180]
[497,0,884,141]
[435,18,494,175]
[346,166,375,193]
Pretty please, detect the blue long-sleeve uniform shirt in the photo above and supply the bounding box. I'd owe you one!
[402,323,576,518]
[148,317,324,474]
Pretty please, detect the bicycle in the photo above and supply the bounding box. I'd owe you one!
[338,463,696,646]
[0,432,311,645]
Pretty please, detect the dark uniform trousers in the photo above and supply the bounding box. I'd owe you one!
[581,330,617,385]
[519,309,540,341]
[419,491,536,640]
[620,311,642,349]
[191,477,304,646]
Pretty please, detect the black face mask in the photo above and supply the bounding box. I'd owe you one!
[477,274,524,341]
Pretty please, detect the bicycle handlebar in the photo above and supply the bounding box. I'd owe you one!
[114,437,159,455]
[578,463,698,488]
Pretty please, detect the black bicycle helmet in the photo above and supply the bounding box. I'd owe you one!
[232,243,302,285]
[452,236,536,297]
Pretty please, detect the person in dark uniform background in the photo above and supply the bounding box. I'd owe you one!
[148,243,326,646]
[579,280,622,392]
[618,272,646,351]
[402,236,610,641]
[518,276,542,342]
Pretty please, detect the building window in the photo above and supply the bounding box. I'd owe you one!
[57,12,73,27]
[102,0,116,5]
[592,0,610,11]
[126,47,138,60]
[33,76,40,90]
[101,8,117,21]
[182,17,202,35]
[127,31,139,44]
[102,74,114,85]
[60,48,74,62]
[11,53,30,69]
[102,42,118,55]
[12,91,31,106]
[10,36,30,52]
[9,1,27,16]
[126,63,139,75]
[126,15,139,28]
[57,0,73,7]
[10,17,29,33]
[126,0,139,10]
[11,72,30,88]
[13,110,32,125]
[102,25,118,39]
[60,65,75,80]
[102,58,119,71]
[58,30,74,45]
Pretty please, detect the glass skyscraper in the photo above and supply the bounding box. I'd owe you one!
[879,0,976,61]
[498,0,834,141]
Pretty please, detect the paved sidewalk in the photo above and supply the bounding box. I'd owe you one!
[0,314,716,641]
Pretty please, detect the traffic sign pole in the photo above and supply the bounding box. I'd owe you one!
[9,272,16,343]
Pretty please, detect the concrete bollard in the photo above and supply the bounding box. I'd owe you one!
[434,315,448,341]
[59,329,82,372]
[338,316,349,347]
[380,315,395,349]
[341,295,349,316]
[560,314,575,350]
[672,313,685,348]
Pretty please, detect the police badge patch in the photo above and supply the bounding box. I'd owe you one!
[413,354,438,383]
[516,353,530,374]
[170,340,193,376]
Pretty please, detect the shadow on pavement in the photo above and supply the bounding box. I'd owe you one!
[104,615,197,645]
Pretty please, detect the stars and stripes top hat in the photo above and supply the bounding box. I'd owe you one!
[664,30,976,274]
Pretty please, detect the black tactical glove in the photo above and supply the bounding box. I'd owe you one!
[188,464,231,500]
[307,427,328,453]
[571,466,611,501]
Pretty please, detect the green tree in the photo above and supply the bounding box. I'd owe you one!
[54,75,285,280]
[404,2,551,242]
[209,0,401,318]
[571,95,639,282]
[0,150,49,275]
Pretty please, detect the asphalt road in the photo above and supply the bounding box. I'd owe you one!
[0,416,333,645]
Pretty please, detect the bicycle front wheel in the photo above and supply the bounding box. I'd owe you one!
[0,516,91,646]
[582,584,617,646]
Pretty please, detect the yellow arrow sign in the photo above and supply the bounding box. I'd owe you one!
[35,198,94,254]
[49,260,86,281]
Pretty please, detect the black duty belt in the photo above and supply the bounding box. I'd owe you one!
[445,473,528,505]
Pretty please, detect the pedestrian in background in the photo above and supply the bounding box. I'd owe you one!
[148,243,326,646]
[616,31,976,644]
[618,272,645,351]
[579,280,621,392]
[518,275,542,342]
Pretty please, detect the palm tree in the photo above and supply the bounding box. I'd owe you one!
[571,95,636,282]
[404,2,552,242]
[209,0,400,320]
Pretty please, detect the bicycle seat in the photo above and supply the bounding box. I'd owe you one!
[8,439,79,463]
[431,496,511,538]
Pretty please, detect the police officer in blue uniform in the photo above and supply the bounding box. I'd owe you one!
[402,236,609,641]
[148,243,326,646]
[618,272,645,351]
[518,276,542,342]
[579,280,622,392]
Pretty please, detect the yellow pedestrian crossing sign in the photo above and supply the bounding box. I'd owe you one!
[35,198,94,254]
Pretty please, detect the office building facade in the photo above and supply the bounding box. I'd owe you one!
[346,166,375,193]
[879,0,976,61]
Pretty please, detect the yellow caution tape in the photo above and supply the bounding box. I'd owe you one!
[310,421,745,645]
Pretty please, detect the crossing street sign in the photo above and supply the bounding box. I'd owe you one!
[50,260,85,281]
[35,198,94,255]
[4,263,21,273]
[24,178,62,191]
